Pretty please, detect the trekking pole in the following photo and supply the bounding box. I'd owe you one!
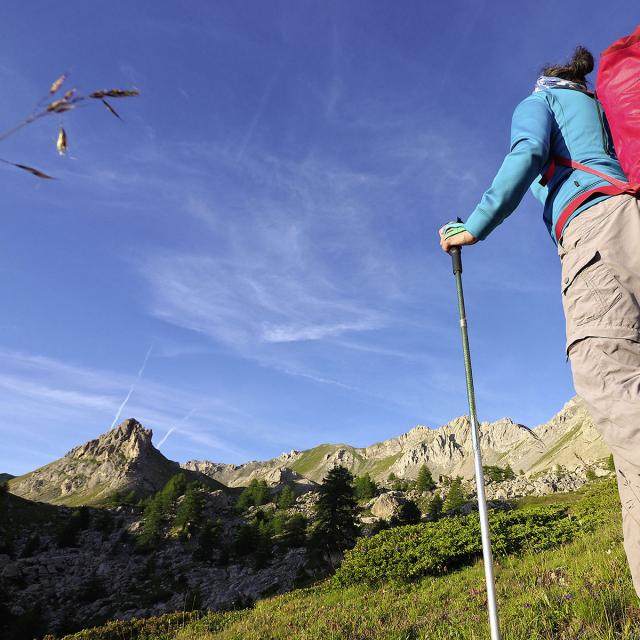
[449,246,502,640]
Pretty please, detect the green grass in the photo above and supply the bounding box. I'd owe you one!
[289,445,400,482]
[514,489,587,509]
[289,445,347,477]
[63,480,640,640]
[363,452,403,478]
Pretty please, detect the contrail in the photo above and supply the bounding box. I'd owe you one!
[157,427,175,449]
[156,407,197,449]
[110,344,154,428]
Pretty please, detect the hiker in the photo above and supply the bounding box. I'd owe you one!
[439,45,640,596]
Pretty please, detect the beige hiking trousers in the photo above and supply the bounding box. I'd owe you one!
[559,194,640,595]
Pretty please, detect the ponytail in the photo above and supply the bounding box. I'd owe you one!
[541,46,594,84]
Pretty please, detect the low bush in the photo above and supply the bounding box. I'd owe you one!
[335,480,618,586]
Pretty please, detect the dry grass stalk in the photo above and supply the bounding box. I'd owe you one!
[0,72,139,179]
[101,99,122,120]
[0,158,54,179]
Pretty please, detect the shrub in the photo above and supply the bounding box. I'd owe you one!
[103,489,138,508]
[335,505,576,586]
[335,480,620,587]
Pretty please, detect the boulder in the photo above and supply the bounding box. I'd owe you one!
[370,492,406,519]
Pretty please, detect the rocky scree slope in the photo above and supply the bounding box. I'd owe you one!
[0,488,312,638]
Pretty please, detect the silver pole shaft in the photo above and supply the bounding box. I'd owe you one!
[452,255,501,640]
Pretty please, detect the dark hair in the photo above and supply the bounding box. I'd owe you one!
[541,46,594,84]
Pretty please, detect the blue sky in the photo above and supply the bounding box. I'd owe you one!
[0,2,632,475]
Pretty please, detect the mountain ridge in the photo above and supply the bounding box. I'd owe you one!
[184,396,609,486]
[6,397,608,506]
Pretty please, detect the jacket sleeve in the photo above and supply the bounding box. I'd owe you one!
[464,95,553,240]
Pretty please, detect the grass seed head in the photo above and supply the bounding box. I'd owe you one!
[49,74,66,94]
[46,99,74,113]
[56,127,68,156]
[89,88,140,99]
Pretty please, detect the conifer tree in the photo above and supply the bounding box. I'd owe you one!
[415,464,436,493]
[443,477,466,512]
[312,465,359,551]
[426,493,443,521]
[283,514,307,548]
[237,479,271,510]
[354,473,378,500]
[393,499,421,526]
[193,519,221,562]
[277,485,296,509]
[175,485,204,536]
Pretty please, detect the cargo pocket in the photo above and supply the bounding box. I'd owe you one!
[561,249,622,326]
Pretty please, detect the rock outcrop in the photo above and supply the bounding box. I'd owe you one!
[183,459,317,494]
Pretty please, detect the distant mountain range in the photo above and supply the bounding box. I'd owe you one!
[185,397,608,486]
[6,397,609,507]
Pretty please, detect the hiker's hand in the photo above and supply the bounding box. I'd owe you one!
[439,222,477,253]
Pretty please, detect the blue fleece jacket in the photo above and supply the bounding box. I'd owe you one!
[464,87,627,244]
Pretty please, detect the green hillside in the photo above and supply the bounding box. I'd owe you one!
[288,443,400,482]
[60,480,640,640]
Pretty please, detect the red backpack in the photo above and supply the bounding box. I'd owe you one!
[597,25,640,185]
[547,26,640,242]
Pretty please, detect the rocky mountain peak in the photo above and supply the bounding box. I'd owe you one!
[67,419,154,464]
[7,419,212,506]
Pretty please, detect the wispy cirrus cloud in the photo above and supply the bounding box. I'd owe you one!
[0,347,256,472]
